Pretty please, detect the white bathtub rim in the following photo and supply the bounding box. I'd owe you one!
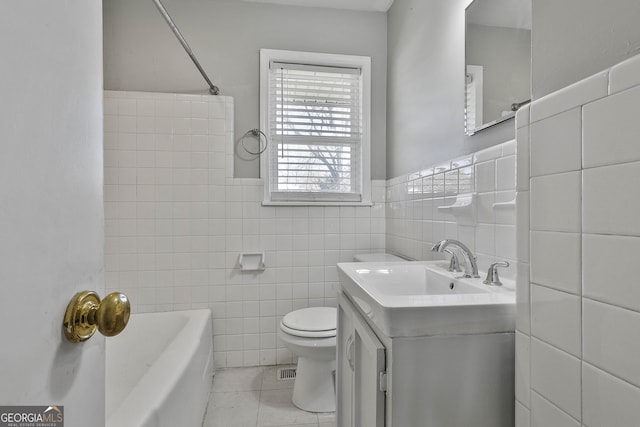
[106,309,212,427]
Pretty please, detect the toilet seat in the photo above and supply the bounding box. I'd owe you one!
[281,307,336,338]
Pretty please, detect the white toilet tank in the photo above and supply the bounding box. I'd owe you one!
[353,253,406,262]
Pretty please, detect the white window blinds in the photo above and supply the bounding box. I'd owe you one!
[465,65,483,134]
[267,61,363,202]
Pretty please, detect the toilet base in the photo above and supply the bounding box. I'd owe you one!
[291,356,336,413]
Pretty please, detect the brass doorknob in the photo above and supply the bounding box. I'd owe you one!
[63,291,131,343]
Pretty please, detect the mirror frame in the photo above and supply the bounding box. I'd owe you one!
[466,111,515,136]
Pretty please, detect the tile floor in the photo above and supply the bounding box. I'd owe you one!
[203,366,336,427]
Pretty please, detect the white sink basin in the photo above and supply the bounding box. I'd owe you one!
[337,261,516,337]
[360,264,489,297]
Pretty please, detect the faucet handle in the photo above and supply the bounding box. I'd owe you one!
[483,261,509,286]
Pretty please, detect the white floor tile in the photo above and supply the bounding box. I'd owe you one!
[257,389,319,427]
[206,366,335,427]
[203,391,260,427]
[212,367,264,392]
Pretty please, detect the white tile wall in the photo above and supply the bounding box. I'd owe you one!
[530,284,581,357]
[515,404,530,427]
[529,70,608,123]
[583,299,640,388]
[530,392,580,427]
[516,53,640,427]
[530,338,581,420]
[582,363,640,427]
[104,91,385,368]
[530,171,581,233]
[516,127,530,192]
[529,108,581,177]
[583,234,640,312]
[515,331,530,406]
[386,141,517,279]
[608,53,640,95]
[530,231,581,294]
[583,85,640,168]
[516,261,531,334]
[583,161,640,236]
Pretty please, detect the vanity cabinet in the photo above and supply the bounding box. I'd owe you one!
[336,291,515,427]
[336,292,385,427]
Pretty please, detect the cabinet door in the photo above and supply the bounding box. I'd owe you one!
[352,304,386,427]
[337,295,354,427]
[337,293,386,427]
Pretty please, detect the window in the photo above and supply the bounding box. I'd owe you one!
[260,49,371,205]
[465,65,483,134]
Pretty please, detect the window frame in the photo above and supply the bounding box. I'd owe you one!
[259,48,372,206]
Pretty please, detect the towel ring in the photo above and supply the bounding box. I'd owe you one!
[241,129,268,155]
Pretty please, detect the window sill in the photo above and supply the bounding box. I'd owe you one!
[261,200,373,207]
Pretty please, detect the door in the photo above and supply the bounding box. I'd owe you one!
[337,293,386,427]
[0,2,105,427]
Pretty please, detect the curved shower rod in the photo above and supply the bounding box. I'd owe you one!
[152,0,220,95]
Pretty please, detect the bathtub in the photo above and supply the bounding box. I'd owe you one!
[106,309,214,427]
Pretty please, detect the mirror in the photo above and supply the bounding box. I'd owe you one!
[465,0,531,135]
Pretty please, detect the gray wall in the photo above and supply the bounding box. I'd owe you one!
[467,24,530,124]
[532,0,640,98]
[103,0,387,179]
[387,0,514,179]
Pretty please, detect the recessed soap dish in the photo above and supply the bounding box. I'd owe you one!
[437,193,476,226]
[238,252,265,271]
[492,200,516,210]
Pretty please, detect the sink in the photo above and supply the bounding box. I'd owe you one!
[359,264,489,297]
[337,261,516,337]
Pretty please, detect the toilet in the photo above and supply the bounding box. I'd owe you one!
[279,252,406,413]
[279,306,337,412]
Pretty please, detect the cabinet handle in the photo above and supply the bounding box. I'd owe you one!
[346,334,355,371]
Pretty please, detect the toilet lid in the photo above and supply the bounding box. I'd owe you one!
[281,307,336,337]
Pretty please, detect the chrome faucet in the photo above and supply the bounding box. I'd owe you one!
[432,239,480,278]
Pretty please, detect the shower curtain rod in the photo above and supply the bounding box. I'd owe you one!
[152,0,220,95]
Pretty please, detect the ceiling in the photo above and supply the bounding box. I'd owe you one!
[240,0,395,12]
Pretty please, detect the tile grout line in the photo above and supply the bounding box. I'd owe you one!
[256,366,265,427]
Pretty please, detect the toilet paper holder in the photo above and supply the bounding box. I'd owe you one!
[238,252,265,271]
